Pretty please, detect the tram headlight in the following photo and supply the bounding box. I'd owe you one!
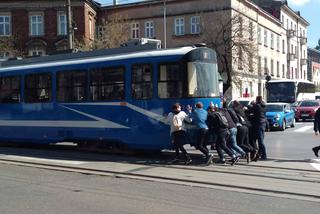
[275,114,281,120]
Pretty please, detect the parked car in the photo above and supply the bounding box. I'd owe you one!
[295,100,320,121]
[265,103,295,131]
[228,98,254,109]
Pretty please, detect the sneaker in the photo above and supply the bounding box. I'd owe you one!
[215,159,226,164]
[206,154,214,166]
[231,156,240,166]
[312,147,319,158]
[185,159,192,165]
[170,157,179,163]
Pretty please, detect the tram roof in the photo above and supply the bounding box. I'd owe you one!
[0,45,196,72]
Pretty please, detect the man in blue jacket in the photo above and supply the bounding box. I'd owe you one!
[190,102,214,165]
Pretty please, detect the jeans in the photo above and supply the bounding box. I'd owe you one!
[228,127,245,156]
[216,130,235,161]
[256,123,267,159]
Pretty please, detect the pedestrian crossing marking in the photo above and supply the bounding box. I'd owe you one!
[310,163,320,171]
[293,125,313,132]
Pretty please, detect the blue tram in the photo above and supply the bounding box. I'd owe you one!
[0,45,221,151]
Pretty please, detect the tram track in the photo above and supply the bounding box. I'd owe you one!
[0,152,320,202]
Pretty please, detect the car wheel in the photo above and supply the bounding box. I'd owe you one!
[281,120,286,131]
[291,118,296,128]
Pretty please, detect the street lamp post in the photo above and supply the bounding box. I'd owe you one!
[66,0,73,50]
[163,0,167,49]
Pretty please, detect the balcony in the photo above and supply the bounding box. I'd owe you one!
[300,58,308,65]
[300,37,307,45]
[287,29,296,38]
[288,53,297,61]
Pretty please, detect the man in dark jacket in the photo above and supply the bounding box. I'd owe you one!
[312,108,320,157]
[252,96,267,160]
[207,106,239,165]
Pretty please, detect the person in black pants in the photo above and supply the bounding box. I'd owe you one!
[232,100,255,162]
[252,96,267,160]
[312,108,320,158]
[207,106,239,165]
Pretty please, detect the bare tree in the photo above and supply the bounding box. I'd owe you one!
[94,14,130,49]
[0,36,21,58]
[316,39,320,51]
[74,14,130,51]
[202,12,258,97]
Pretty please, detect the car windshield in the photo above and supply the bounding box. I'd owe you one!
[299,101,320,107]
[239,100,250,107]
[266,105,283,112]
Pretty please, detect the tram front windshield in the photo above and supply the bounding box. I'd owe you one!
[187,62,220,98]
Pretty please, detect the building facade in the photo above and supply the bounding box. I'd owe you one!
[308,48,320,91]
[99,0,301,99]
[0,0,310,100]
[0,0,98,56]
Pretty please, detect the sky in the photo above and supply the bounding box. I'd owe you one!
[96,0,319,48]
[287,0,320,48]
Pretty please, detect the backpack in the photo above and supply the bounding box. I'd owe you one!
[215,111,229,128]
[172,114,183,131]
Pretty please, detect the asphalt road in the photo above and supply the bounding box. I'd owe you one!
[265,121,319,159]
[0,163,319,214]
[0,121,319,214]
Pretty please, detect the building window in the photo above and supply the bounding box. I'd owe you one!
[89,17,93,40]
[144,21,154,38]
[239,17,243,37]
[28,46,45,56]
[90,67,125,101]
[258,26,262,44]
[264,57,268,75]
[0,76,20,103]
[249,22,253,40]
[238,48,243,70]
[132,64,153,99]
[276,35,280,52]
[258,56,262,76]
[264,29,268,47]
[158,63,182,98]
[30,14,44,36]
[131,22,139,39]
[57,12,67,35]
[270,59,274,76]
[174,17,184,36]
[270,33,274,49]
[190,16,200,34]
[282,64,285,78]
[276,61,280,77]
[25,73,52,103]
[57,70,87,102]
[0,15,10,36]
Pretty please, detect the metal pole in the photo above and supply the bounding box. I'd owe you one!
[163,0,167,49]
[66,0,73,50]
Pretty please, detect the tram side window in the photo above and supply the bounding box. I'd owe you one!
[90,67,125,101]
[0,76,21,103]
[132,64,153,99]
[25,73,52,103]
[57,70,87,102]
[158,63,183,98]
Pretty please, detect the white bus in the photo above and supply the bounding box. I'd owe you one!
[266,80,315,103]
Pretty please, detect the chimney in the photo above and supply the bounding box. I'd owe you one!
[113,0,117,5]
